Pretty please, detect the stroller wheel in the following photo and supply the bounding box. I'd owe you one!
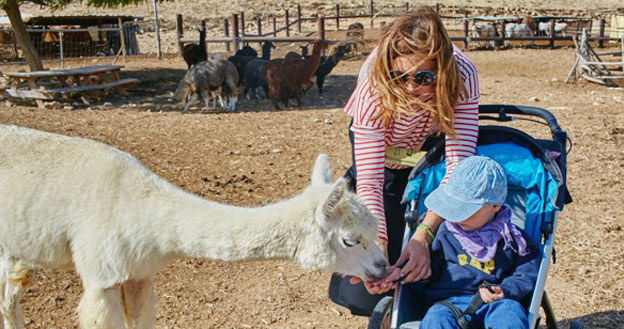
[569,320,583,329]
[367,296,393,329]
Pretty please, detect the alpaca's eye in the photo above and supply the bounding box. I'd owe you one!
[342,238,360,247]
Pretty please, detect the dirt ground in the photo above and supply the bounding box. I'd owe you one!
[1,38,624,329]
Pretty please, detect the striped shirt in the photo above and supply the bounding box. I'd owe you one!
[344,45,480,242]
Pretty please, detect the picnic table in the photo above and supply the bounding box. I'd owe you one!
[3,65,139,108]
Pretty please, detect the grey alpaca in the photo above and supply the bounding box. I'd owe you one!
[174,59,239,113]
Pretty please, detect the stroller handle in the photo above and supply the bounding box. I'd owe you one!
[478,104,564,136]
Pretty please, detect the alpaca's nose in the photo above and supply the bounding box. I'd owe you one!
[374,259,389,277]
[375,259,389,269]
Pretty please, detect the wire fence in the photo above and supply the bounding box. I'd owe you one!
[0,23,142,66]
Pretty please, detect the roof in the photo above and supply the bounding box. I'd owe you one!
[0,14,32,25]
[23,14,142,26]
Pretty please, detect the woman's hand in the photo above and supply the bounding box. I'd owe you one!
[393,211,442,283]
[394,231,431,283]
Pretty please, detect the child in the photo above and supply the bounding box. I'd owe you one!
[419,156,540,329]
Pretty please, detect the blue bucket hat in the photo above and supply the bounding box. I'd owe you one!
[424,156,507,222]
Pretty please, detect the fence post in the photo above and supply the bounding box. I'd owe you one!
[240,12,245,37]
[463,13,469,49]
[317,15,325,41]
[176,14,184,54]
[257,17,262,36]
[273,16,277,36]
[118,18,126,64]
[370,0,374,29]
[297,4,302,33]
[621,37,623,73]
[599,18,605,48]
[549,19,555,48]
[224,18,230,52]
[285,9,290,37]
[232,13,239,50]
[405,2,409,12]
[59,31,64,68]
[151,0,162,59]
[11,30,18,59]
[501,20,506,45]
[336,4,340,30]
[436,3,440,13]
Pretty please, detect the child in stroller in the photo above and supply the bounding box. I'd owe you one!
[414,155,540,329]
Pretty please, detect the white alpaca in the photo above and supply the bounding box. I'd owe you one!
[0,124,388,329]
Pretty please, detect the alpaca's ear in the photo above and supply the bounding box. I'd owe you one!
[311,153,332,185]
[316,178,348,228]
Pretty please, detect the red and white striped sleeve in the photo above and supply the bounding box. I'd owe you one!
[441,48,480,185]
[344,52,390,242]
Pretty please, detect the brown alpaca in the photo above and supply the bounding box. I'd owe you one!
[261,41,328,109]
[521,16,537,36]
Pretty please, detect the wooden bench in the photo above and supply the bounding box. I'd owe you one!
[3,65,139,107]
[4,78,139,101]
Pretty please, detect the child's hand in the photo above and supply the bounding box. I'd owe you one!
[479,285,504,303]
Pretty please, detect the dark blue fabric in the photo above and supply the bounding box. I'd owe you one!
[424,222,540,304]
[420,295,529,329]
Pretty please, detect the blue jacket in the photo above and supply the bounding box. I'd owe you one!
[424,222,541,304]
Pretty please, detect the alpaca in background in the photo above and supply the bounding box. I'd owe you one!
[182,20,207,69]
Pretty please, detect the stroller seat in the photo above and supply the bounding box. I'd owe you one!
[364,105,577,329]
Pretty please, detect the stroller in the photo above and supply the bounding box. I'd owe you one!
[366,104,578,329]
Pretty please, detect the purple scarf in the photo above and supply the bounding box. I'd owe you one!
[445,205,528,262]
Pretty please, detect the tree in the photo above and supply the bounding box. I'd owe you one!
[0,0,143,71]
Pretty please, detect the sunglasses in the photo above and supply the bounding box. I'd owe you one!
[389,69,437,86]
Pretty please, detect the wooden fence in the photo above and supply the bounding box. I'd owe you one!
[175,1,624,53]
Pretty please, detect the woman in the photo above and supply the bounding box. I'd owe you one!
[329,6,479,315]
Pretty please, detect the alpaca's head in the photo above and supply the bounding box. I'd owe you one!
[298,154,388,281]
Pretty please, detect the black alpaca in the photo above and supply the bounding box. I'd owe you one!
[182,20,207,69]
[314,46,348,93]
[261,41,275,60]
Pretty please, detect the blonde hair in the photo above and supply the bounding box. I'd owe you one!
[370,6,466,137]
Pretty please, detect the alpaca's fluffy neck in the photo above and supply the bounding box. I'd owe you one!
[199,24,207,59]
[157,183,322,263]
[303,44,324,80]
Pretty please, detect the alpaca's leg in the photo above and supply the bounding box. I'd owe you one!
[180,86,192,112]
[183,92,199,113]
[228,96,237,112]
[78,286,126,329]
[317,75,325,93]
[268,89,280,110]
[0,258,30,329]
[120,279,156,329]
[199,88,212,113]
[295,88,303,108]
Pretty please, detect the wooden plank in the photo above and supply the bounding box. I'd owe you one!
[45,78,139,94]
[593,75,624,79]
[5,65,124,78]
[26,77,45,108]
[4,89,52,100]
[580,61,624,66]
